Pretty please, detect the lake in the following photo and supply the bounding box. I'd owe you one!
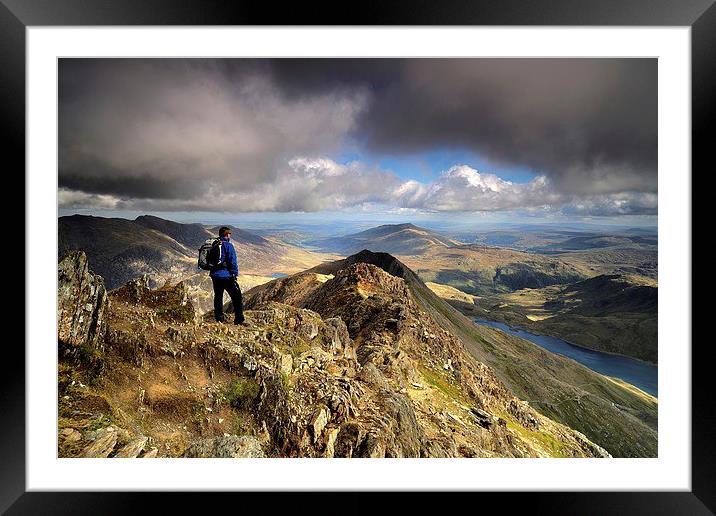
[473,319,658,397]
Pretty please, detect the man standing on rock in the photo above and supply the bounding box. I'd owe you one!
[210,226,246,325]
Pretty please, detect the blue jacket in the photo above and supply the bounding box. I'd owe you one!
[209,236,239,279]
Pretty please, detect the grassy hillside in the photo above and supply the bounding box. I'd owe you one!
[438,227,658,280]
[531,234,657,252]
[559,247,658,279]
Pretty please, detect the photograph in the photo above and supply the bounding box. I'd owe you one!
[56,57,659,460]
[0,0,710,505]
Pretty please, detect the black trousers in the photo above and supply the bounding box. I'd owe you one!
[211,276,244,322]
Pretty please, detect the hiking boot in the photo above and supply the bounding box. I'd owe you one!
[215,315,228,324]
[234,319,248,326]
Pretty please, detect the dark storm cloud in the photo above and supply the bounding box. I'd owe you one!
[266,58,657,195]
[59,58,368,207]
[59,58,657,214]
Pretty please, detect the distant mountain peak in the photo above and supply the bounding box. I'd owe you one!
[312,223,459,256]
[310,249,421,284]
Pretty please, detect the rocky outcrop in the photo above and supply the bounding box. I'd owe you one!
[112,274,151,303]
[59,423,154,458]
[58,251,108,350]
[195,303,363,457]
[111,275,195,324]
[115,436,149,458]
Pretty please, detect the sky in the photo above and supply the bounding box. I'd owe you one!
[58,58,657,224]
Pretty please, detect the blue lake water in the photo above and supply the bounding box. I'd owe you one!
[473,319,658,397]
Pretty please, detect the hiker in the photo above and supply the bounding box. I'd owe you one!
[209,226,246,325]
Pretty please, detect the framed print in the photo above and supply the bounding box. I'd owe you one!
[3,0,712,513]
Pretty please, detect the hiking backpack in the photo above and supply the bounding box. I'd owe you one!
[198,238,224,270]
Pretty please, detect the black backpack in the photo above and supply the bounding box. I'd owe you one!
[198,238,225,270]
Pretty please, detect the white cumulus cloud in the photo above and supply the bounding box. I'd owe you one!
[59,157,657,217]
[391,165,560,212]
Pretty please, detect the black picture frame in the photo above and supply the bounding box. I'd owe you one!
[3,0,711,513]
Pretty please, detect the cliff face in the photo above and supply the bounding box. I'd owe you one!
[57,251,609,458]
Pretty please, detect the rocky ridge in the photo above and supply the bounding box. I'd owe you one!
[57,250,609,458]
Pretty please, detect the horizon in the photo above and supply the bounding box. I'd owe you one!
[57,210,658,234]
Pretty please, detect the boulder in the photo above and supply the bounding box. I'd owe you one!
[142,448,159,458]
[59,427,82,443]
[184,435,265,458]
[324,427,340,458]
[310,406,329,443]
[470,407,497,429]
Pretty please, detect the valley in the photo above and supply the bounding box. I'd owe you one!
[472,318,657,396]
[339,223,658,364]
[445,274,657,364]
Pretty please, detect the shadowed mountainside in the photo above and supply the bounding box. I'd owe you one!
[59,214,334,290]
[208,224,274,247]
[59,215,196,289]
[134,215,214,249]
